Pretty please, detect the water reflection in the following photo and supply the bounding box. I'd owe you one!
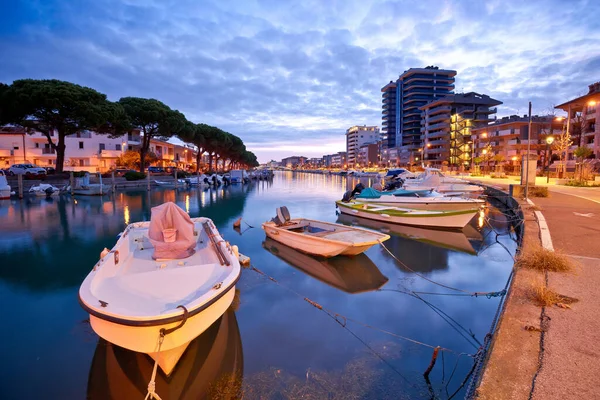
[262,238,388,294]
[87,310,243,400]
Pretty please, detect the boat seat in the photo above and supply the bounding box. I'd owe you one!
[307,230,336,237]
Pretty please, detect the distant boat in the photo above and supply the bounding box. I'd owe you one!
[79,202,241,376]
[403,168,484,195]
[29,183,60,197]
[0,170,12,199]
[229,170,250,184]
[335,200,478,229]
[87,310,243,400]
[155,180,175,186]
[263,237,389,293]
[336,213,482,255]
[66,172,110,196]
[261,206,390,257]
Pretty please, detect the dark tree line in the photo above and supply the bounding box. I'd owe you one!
[0,79,259,172]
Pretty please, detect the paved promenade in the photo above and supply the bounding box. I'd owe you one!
[472,176,600,399]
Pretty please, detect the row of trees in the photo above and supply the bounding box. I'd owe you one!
[0,79,258,172]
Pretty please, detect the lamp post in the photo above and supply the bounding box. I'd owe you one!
[546,135,554,183]
[482,148,488,175]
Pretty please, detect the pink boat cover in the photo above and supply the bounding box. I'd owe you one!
[148,202,196,259]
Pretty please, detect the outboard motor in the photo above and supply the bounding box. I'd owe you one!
[203,177,210,185]
[44,187,55,196]
[212,175,219,186]
[341,182,365,202]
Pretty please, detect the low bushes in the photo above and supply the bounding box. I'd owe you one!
[515,246,573,273]
[124,171,146,181]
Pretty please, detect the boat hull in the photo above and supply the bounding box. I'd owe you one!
[0,188,10,199]
[336,202,477,229]
[89,285,236,376]
[72,184,111,196]
[355,196,484,211]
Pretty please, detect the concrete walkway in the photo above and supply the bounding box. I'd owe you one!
[476,177,600,399]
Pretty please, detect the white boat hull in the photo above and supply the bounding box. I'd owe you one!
[355,195,484,211]
[0,188,10,199]
[336,202,477,229]
[89,287,235,375]
[71,184,111,196]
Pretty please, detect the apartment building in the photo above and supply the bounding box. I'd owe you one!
[357,143,379,167]
[345,125,379,167]
[281,156,307,168]
[420,92,502,168]
[471,115,563,168]
[0,127,196,172]
[331,151,347,167]
[381,66,456,165]
[555,81,600,157]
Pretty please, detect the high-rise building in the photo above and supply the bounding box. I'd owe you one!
[381,66,456,165]
[420,92,502,168]
[345,125,379,167]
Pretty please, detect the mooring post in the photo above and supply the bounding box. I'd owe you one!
[174,169,178,188]
[146,170,150,191]
[18,174,23,199]
[70,172,74,195]
[423,346,440,379]
[111,171,115,192]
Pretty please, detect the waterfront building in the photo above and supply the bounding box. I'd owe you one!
[356,143,379,167]
[330,152,347,168]
[281,156,307,168]
[0,127,196,172]
[381,66,456,165]
[420,92,502,168]
[555,81,600,157]
[471,115,563,170]
[307,157,322,168]
[345,125,379,167]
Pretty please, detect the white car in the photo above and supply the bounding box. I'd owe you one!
[8,164,47,176]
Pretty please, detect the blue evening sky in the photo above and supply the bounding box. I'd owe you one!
[1,0,599,162]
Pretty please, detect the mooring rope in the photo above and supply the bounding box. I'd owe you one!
[145,333,165,400]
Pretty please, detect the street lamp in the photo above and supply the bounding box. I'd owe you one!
[546,135,555,183]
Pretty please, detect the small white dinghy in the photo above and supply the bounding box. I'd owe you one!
[261,206,390,257]
[29,183,60,197]
[79,202,241,376]
[0,170,12,199]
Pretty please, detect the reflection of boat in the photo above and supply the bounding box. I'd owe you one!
[262,206,390,257]
[66,172,111,195]
[336,201,478,229]
[29,183,60,197]
[87,310,243,400]
[337,213,481,255]
[263,238,388,293]
[0,170,13,199]
[79,202,241,376]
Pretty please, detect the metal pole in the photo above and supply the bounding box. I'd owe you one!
[18,173,23,199]
[547,145,551,184]
[525,102,532,198]
[565,105,571,178]
[111,171,115,192]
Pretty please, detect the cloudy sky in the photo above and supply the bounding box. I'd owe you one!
[1,0,599,162]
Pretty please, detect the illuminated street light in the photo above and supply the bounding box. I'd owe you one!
[589,100,597,106]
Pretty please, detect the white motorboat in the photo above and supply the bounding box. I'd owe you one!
[29,183,60,197]
[263,238,389,293]
[0,170,12,199]
[180,174,210,186]
[79,202,241,376]
[337,213,482,255]
[66,172,110,196]
[336,200,478,229]
[403,168,484,194]
[155,180,175,186]
[230,169,249,184]
[353,187,485,211]
[87,310,243,400]
[261,206,390,257]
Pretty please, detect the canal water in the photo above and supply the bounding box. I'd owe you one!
[0,171,517,399]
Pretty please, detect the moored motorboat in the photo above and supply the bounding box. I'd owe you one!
[0,170,12,199]
[263,238,388,293]
[402,168,484,195]
[79,202,241,376]
[66,172,110,195]
[155,180,175,186]
[261,206,390,257]
[336,213,481,255]
[29,183,60,197]
[335,200,478,229]
[353,187,485,211]
[87,309,243,400]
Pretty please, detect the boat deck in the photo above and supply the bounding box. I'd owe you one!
[275,219,385,244]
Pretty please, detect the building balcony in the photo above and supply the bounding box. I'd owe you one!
[98,149,122,158]
[427,121,450,131]
[428,130,448,139]
[427,105,451,116]
[477,107,497,114]
[29,148,55,157]
[427,114,448,124]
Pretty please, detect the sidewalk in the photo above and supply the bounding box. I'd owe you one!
[476,177,600,399]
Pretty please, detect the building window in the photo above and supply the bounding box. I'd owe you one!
[99,143,106,150]
[79,159,84,166]
[35,143,40,148]
[79,141,84,149]
[13,146,19,150]
[510,128,515,134]
[116,144,121,151]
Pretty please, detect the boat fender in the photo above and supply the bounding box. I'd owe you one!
[113,250,119,264]
[100,247,110,259]
[231,244,239,258]
[381,214,390,218]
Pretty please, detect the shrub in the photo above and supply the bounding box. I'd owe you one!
[529,186,549,197]
[515,246,573,273]
[124,171,146,181]
[564,179,600,187]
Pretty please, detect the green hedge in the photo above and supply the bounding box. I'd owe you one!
[124,171,146,181]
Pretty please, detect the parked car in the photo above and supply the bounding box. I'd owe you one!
[8,164,47,177]
[147,166,165,174]
[44,167,56,174]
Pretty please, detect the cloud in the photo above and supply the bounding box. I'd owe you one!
[1,0,599,162]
